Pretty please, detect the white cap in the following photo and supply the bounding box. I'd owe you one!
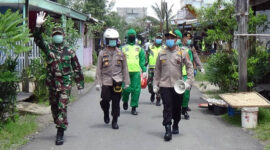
[103,28,119,39]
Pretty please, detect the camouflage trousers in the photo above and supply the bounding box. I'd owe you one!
[147,68,160,98]
[49,89,70,130]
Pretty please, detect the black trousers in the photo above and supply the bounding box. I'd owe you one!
[100,85,122,118]
[160,87,183,126]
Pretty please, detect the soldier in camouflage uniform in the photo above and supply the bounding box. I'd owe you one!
[33,11,84,145]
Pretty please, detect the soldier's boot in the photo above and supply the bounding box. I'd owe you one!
[182,108,190,120]
[131,107,138,115]
[172,121,179,134]
[150,94,155,103]
[156,97,161,106]
[111,117,119,129]
[55,127,64,145]
[123,102,128,110]
[164,125,172,141]
[104,112,110,124]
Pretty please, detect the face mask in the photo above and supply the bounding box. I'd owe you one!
[155,39,162,45]
[166,39,175,48]
[187,40,192,45]
[128,36,136,43]
[52,35,64,44]
[176,39,182,46]
[108,40,117,47]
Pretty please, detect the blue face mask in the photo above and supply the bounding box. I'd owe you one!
[155,39,162,45]
[187,40,192,45]
[166,39,175,48]
[52,35,64,44]
[109,40,117,47]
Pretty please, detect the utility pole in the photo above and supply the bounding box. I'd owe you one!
[22,0,29,92]
[236,0,248,92]
[165,1,168,33]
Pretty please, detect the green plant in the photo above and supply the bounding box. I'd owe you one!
[0,10,31,54]
[27,58,48,103]
[92,50,98,65]
[0,57,19,122]
[206,51,239,92]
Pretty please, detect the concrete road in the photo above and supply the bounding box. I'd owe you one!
[20,86,264,150]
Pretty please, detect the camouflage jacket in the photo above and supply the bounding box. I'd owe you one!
[33,27,84,91]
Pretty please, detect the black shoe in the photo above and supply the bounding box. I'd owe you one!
[150,94,155,103]
[156,98,161,106]
[183,111,190,120]
[123,102,128,110]
[164,125,172,141]
[187,107,191,111]
[131,107,138,115]
[112,117,119,129]
[104,113,110,124]
[172,125,179,134]
[55,128,64,145]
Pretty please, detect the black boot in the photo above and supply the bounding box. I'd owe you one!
[131,107,138,115]
[182,108,190,120]
[123,102,128,110]
[156,97,161,106]
[104,112,110,124]
[172,122,179,134]
[55,128,64,145]
[112,117,119,129]
[150,94,155,103]
[164,125,172,141]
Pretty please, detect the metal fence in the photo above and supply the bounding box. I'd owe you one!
[0,38,41,73]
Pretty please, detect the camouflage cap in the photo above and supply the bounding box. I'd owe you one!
[155,33,163,38]
[52,27,64,35]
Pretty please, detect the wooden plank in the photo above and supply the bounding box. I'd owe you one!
[219,92,270,108]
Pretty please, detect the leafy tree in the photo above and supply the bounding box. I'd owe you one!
[0,10,31,54]
[197,0,269,52]
[151,1,175,34]
[0,10,31,122]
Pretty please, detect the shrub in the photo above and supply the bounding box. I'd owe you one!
[206,51,239,92]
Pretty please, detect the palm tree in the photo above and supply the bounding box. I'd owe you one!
[151,0,175,34]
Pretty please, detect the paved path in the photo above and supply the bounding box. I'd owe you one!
[20,86,264,150]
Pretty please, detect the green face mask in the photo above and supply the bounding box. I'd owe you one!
[52,35,64,44]
[176,39,182,46]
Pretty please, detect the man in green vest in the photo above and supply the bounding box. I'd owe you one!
[146,34,163,106]
[121,29,147,115]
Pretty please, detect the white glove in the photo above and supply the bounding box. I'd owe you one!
[96,84,101,91]
[125,84,129,89]
[200,68,205,74]
[185,82,191,90]
[143,72,147,78]
[78,89,84,95]
[153,85,159,93]
[36,11,47,27]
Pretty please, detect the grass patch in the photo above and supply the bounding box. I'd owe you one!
[221,113,241,127]
[256,108,270,141]
[84,76,94,83]
[0,114,38,150]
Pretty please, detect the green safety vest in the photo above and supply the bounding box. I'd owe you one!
[182,47,193,76]
[148,45,163,68]
[122,44,141,72]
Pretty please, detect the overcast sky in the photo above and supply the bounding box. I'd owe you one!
[108,0,181,19]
